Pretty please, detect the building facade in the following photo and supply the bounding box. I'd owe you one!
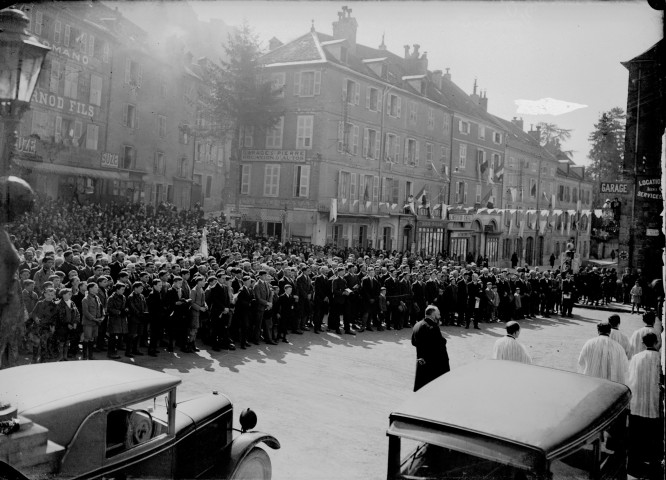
[225,8,593,266]
[12,3,227,213]
[618,40,664,281]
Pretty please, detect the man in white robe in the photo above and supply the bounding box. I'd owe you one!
[626,331,662,478]
[608,314,631,358]
[577,322,628,384]
[628,310,662,358]
[492,321,531,364]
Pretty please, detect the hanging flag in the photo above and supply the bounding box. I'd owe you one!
[508,211,514,236]
[495,159,504,184]
[363,181,370,203]
[519,210,526,238]
[510,187,518,202]
[480,187,493,206]
[551,194,556,210]
[530,182,537,198]
[199,227,209,258]
[539,218,548,235]
[330,198,338,222]
[488,161,495,185]
[587,212,592,235]
[476,152,483,182]
[560,212,566,235]
[443,165,450,182]
[543,191,550,207]
[415,186,429,209]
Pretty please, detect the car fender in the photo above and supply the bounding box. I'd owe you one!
[214,431,280,479]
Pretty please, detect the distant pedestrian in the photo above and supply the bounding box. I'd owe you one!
[630,281,642,314]
[411,305,450,391]
[492,321,531,364]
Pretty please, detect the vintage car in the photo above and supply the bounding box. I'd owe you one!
[0,361,279,479]
[387,360,631,480]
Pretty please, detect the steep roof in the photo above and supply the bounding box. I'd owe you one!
[261,31,325,64]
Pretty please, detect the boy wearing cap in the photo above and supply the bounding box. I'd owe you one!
[126,281,148,357]
[275,284,296,343]
[54,288,80,361]
[106,282,127,359]
[80,283,104,360]
[186,275,208,353]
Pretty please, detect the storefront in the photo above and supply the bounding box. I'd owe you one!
[415,219,448,256]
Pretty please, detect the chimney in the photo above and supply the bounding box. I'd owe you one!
[412,44,420,59]
[332,6,358,53]
[268,36,283,51]
[511,116,524,131]
[417,51,428,74]
[528,124,541,141]
[404,44,410,59]
[379,33,386,51]
[444,68,451,81]
[432,69,443,90]
[479,90,488,112]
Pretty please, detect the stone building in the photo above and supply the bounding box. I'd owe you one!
[618,39,664,282]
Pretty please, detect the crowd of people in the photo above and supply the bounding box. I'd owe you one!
[0,196,661,368]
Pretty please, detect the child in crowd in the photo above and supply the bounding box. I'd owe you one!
[378,287,388,330]
[28,287,58,363]
[512,288,523,320]
[54,288,80,361]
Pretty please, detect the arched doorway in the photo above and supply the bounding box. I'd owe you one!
[515,238,523,263]
[402,224,413,252]
[536,236,544,266]
[525,237,534,266]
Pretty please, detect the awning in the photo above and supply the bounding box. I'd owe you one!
[13,159,131,180]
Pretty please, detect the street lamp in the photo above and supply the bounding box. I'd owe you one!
[0,8,50,175]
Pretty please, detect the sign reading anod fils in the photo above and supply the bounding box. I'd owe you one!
[600,182,630,195]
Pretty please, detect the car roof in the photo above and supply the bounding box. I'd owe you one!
[0,361,180,447]
[388,360,630,470]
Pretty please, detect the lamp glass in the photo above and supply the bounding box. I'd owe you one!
[0,45,20,100]
[17,46,45,102]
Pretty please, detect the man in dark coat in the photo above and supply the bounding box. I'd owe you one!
[360,266,381,331]
[411,305,450,391]
[312,265,331,333]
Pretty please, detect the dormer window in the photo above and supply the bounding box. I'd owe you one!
[362,57,388,79]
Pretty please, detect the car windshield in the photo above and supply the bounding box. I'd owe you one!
[399,413,626,480]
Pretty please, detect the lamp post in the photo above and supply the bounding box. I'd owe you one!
[0,8,50,176]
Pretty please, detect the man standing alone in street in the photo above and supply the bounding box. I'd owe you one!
[411,305,450,391]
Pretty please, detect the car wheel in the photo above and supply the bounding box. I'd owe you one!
[233,447,271,480]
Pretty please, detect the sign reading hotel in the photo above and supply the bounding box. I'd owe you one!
[637,178,662,201]
[448,214,473,223]
[101,152,119,168]
[31,90,96,118]
[241,150,306,162]
[600,182,630,195]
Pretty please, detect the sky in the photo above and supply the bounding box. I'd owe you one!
[116,1,663,167]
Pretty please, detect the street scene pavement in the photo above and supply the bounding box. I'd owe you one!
[16,302,634,480]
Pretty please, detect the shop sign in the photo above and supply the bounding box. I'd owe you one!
[241,149,306,162]
[101,152,119,168]
[31,90,96,118]
[37,39,91,65]
[448,214,473,223]
[14,136,37,154]
[450,232,472,238]
[600,182,630,195]
[418,220,444,228]
[646,228,660,237]
[637,178,662,201]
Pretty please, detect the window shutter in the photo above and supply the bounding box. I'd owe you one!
[404,138,409,164]
[396,97,401,118]
[415,141,420,166]
[392,179,400,204]
[350,173,357,201]
[374,132,380,160]
[293,72,301,96]
[314,71,321,95]
[352,125,359,155]
[395,135,400,159]
[301,165,310,197]
[373,176,379,202]
[125,58,131,84]
[293,165,299,197]
[363,128,369,157]
[342,79,347,102]
[354,82,360,105]
[378,93,382,112]
[122,104,128,126]
[464,182,468,204]
[458,120,463,133]
[337,121,344,152]
[55,116,62,139]
[366,87,370,109]
[137,64,143,87]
